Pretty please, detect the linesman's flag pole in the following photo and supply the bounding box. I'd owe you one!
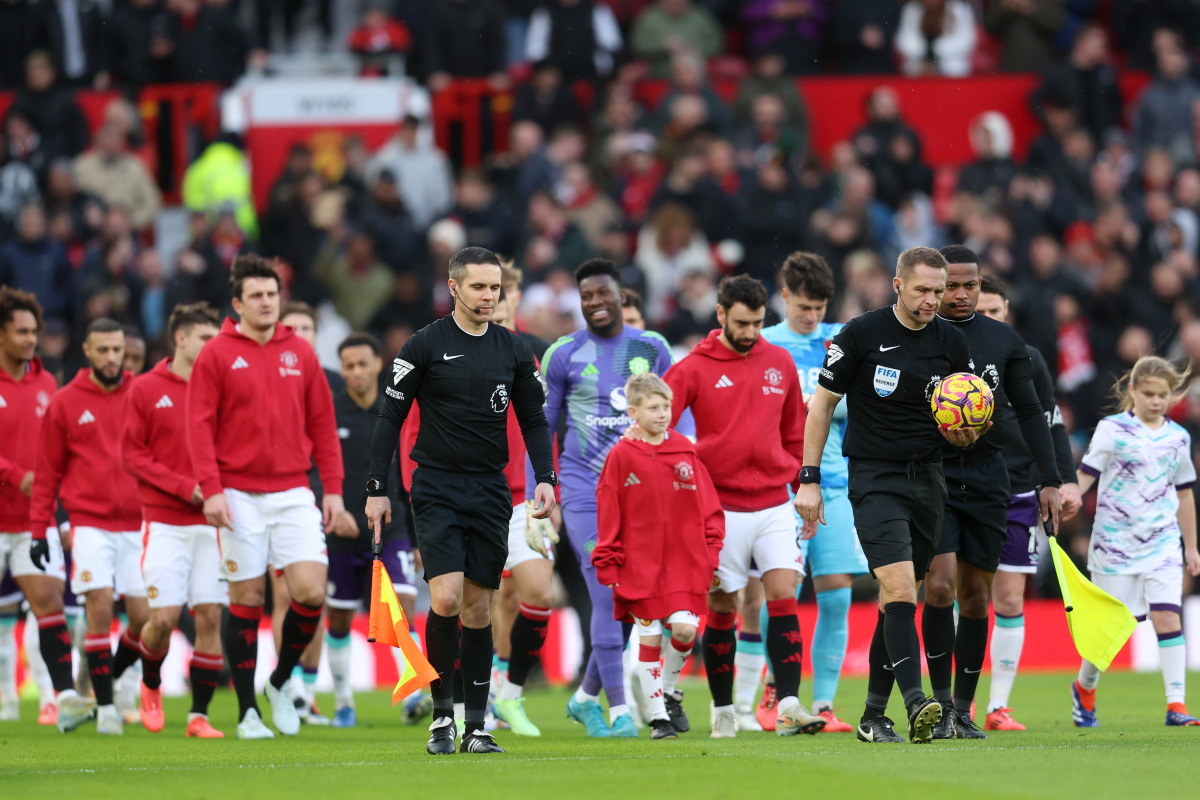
[368,530,437,704]
[1041,508,1137,672]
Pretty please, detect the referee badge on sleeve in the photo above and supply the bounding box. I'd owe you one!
[874,366,900,397]
[392,359,414,385]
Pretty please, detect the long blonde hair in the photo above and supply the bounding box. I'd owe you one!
[1114,355,1190,412]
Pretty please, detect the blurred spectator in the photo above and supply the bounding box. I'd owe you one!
[559,161,621,248]
[732,49,810,133]
[662,268,718,346]
[516,190,594,277]
[635,202,713,323]
[741,0,828,74]
[260,171,324,304]
[163,218,231,314]
[0,0,33,91]
[833,0,900,74]
[525,0,623,82]
[110,0,171,93]
[254,0,331,51]
[652,51,732,138]
[9,51,90,170]
[517,124,587,201]
[983,0,1065,73]
[30,0,109,88]
[1112,0,1198,72]
[630,0,723,79]
[366,115,454,229]
[162,0,249,84]
[852,87,931,209]
[182,134,258,240]
[44,158,102,244]
[354,170,418,270]
[370,268,435,345]
[135,249,167,340]
[269,143,313,204]
[739,149,807,287]
[1132,41,1200,162]
[957,111,1017,203]
[512,62,581,133]
[895,0,976,78]
[0,131,39,241]
[886,192,942,262]
[448,168,521,254]
[123,325,146,373]
[314,225,395,330]
[425,0,508,93]
[348,0,412,76]
[1033,23,1122,145]
[734,93,805,169]
[706,137,739,195]
[608,132,664,225]
[621,287,646,328]
[76,225,144,328]
[838,248,893,318]
[650,141,739,241]
[4,111,47,181]
[1026,89,1076,181]
[73,124,162,232]
[0,204,72,321]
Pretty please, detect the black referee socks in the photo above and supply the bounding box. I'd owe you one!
[864,610,893,716]
[922,603,956,702]
[953,614,989,712]
[425,610,460,715]
[883,602,926,709]
[460,624,493,734]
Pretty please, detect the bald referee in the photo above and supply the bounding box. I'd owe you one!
[365,247,557,755]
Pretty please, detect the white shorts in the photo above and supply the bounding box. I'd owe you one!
[71,526,145,597]
[141,522,229,609]
[219,487,327,581]
[714,502,803,593]
[0,529,66,582]
[503,503,554,573]
[1092,568,1183,619]
[634,611,701,637]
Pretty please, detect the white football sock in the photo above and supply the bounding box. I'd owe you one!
[326,633,354,710]
[498,680,522,702]
[663,639,692,697]
[734,650,764,709]
[573,686,599,704]
[0,618,17,706]
[636,647,668,722]
[1159,636,1187,705]
[23,611,55,707]
[1077,660,1100,691]
[609,703,630,722]
[988,617,1025,712]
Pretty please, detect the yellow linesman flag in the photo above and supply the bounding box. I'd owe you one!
[368,560,438,705]
[1048,537,1138,671]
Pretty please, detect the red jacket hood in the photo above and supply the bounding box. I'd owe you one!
[220,316,297,345]
[67,367,136,395]
[620,429,695,457]
[150,357,187,385]
[0,357,48,386]
[690,329,772,362]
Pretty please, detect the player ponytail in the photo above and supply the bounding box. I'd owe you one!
[1113,355,1190,413]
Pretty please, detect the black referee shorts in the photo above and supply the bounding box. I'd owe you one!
[847,458,947,579]
[409,466,511,590]
[936,455,1011,573]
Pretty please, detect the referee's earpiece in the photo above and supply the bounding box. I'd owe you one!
[451,286,484,316]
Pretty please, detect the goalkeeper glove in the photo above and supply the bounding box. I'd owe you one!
[524,499,559,558]
[29,538,51,572]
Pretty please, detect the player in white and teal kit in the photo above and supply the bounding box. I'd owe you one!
[756,253,868,733]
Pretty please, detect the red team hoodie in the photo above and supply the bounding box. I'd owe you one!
[186,319,343,499]
[664,331,806,512]
[592,433,725,622]
[121,359,206,526]
[30,369,142,535]
[0,359,57,532]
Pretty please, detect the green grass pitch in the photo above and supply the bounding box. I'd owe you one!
[2,672,1197,799]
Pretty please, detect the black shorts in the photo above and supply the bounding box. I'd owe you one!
[936,455,1011,572]
[409,466,511,590]
[847,458,947,578]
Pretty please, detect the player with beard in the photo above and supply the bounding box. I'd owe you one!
[30,318,144,735]
[974,276,1081,729]
[538,259,675,738]
[662,275,821,738]
[922,245,1063,739]
[0,287,90,731]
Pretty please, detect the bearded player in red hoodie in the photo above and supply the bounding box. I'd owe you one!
[662,274,823,738]
[594,372,724,740]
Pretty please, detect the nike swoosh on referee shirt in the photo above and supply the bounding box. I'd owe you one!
[879,345,900,351]
[444,354,465,360]
[473,680,489,685]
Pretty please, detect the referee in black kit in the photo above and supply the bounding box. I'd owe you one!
[796,246,973,745]
[365,246,557,755]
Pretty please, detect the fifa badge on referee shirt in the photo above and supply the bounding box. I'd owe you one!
[874,365,900,397]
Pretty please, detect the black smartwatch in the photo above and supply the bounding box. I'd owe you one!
[365,478,385,497]
[798,466,821,485]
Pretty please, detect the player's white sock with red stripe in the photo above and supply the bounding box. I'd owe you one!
[327,631,354,710]
[636,645,668,722]
[662,637,692,697]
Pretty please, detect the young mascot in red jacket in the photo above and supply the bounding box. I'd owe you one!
[593,372,724,741]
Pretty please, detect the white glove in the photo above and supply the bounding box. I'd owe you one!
[524,499,559,558]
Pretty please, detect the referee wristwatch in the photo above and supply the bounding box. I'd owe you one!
[366,478,386,497]
[798,466,821,485]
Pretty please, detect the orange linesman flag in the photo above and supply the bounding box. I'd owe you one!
[368,560,438,705]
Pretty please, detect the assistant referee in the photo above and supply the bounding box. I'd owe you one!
[796,246,973,745]
[365,246,557,756]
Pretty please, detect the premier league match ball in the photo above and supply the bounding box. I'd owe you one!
[931,372,994,429]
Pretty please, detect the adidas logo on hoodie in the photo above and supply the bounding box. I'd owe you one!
[78,410,95,425]
[714,375,734,388]
[155,395,174,409]
[231,356,249,370]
